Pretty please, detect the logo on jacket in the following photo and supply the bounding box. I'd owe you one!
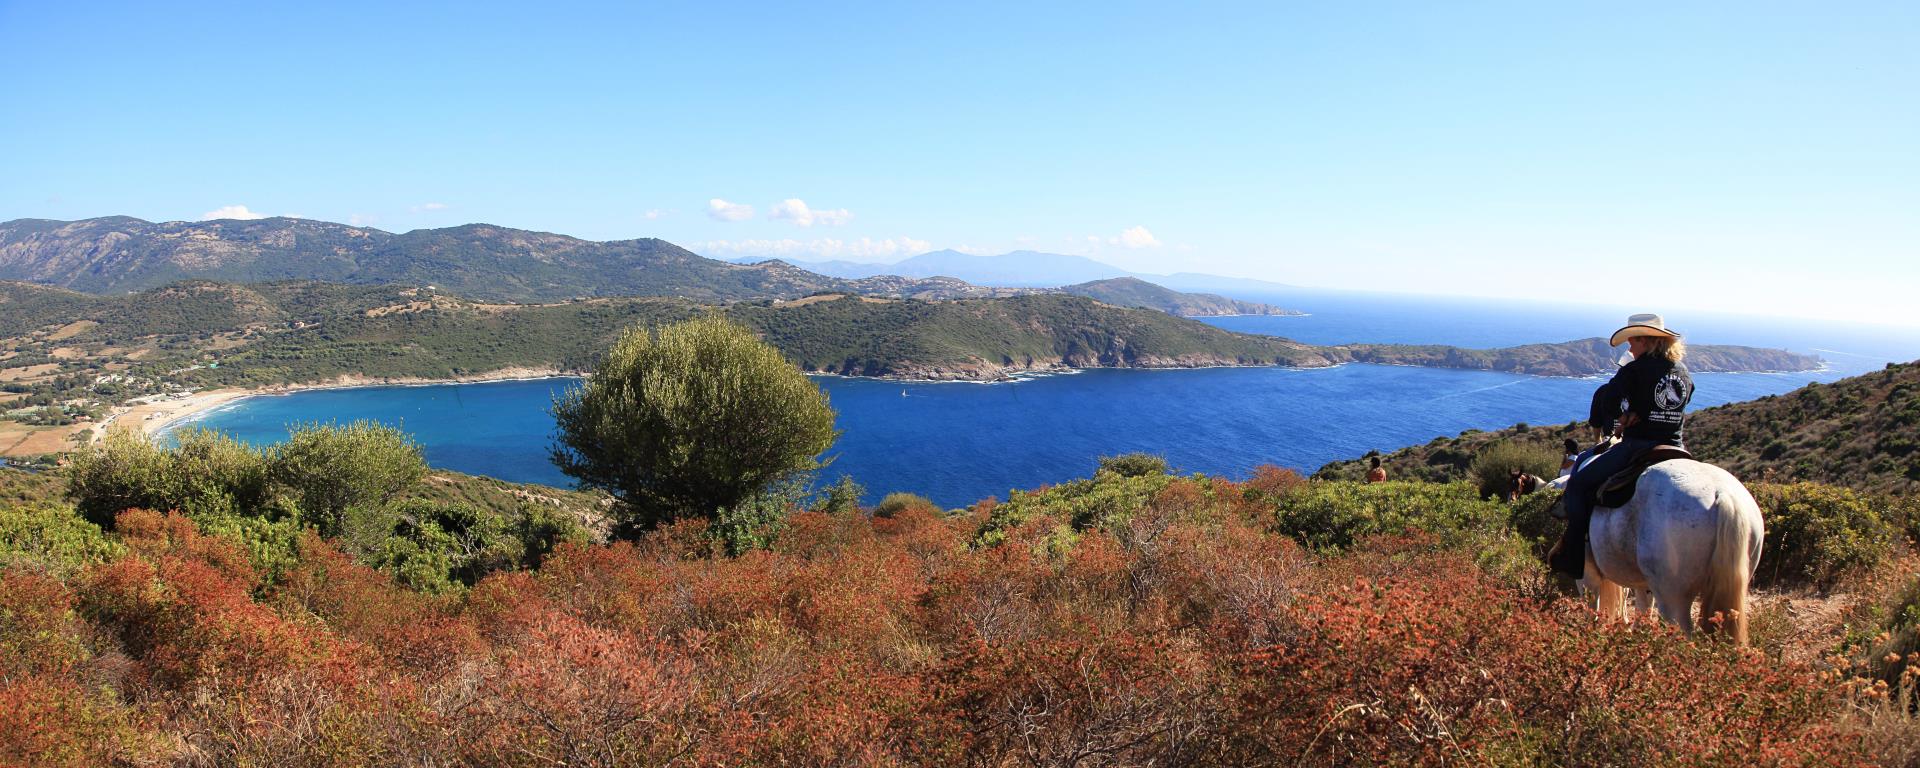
[1653,373,1690,411]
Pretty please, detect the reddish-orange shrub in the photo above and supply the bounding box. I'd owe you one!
[929,626,1222,765]
[458,611,698,767]
[5,475,1892,764]
[529,540,680,637]
[114,507,256,586]
[0,566,85,680]
[0,675,151,767]
[274,532,429,640]
[1230,552,1868,765]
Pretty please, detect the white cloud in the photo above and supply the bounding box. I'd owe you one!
[348,213,378,227]
[846,236,928,258]
[201,204,268,221]
[768,198,852,228]
[1113,225,1161,249]
[642,209,667,220]
[707,198,755,222]
[696,236,931,262]
[410,202,450,213]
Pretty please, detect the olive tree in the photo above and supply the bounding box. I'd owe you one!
[551,315,838,538]
[270,420,427,538]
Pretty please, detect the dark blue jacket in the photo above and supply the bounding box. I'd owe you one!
[1589,355,1692,446]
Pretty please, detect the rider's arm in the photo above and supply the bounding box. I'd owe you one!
[1588,364,1632,432]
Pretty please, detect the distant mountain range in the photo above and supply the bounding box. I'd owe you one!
[0,217,1289,315]
[0,217,1036,304]
[731,249,1300,296]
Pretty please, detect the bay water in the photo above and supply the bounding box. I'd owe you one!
[168,291,1920,507]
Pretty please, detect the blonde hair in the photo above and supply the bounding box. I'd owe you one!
[1645,336,1686,362]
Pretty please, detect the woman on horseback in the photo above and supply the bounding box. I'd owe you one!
[1550,313,1694,578]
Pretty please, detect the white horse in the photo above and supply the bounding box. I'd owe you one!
[1546,460,1765,644]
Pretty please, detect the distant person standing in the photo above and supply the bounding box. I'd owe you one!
[1366,456,1387,483]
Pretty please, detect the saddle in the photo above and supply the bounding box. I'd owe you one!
[1594,444,1692,508]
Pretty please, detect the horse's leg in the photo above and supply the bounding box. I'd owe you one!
[1631,589,1655,624]
[1590,578,1626,622]
[1585,556,1625,622]
[1652,585,1695,635]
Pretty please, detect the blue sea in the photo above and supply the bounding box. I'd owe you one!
[167,290,1920,508]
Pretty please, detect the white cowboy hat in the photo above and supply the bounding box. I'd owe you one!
[1608,313,1682,346]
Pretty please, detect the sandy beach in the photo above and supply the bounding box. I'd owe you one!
[100,367,579,440]
[107,389,258,437]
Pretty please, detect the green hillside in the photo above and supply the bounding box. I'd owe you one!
[0,279,1820,398]
[171,293,1341,386]
[1335,337,1820,375]
[1317,360,1920,496]
[1059,276,1301,316]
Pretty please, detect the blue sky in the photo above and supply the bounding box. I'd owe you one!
[3,2,1915,324]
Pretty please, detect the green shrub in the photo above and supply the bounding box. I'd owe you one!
[270,421,427,538]
[511,505,588,571]
[1751,483,1897,589]
[168,428,274,519]
[364,499,586,593]
[1265,480,1552,596]
[872,492,937,519]
[1097,452,1169,479]
[976,471,1175,547]
[710,480,805,556]
[1468,441,1563,499]
[0,503,122,574]
[370,535,458,594]
[67,429,273,529]
[195,509,305,584]
[1509,488,1565,553]
[1268,481,1511,553]
[551,315,839,538]
[1888,495,1920,547]
[814,475,865,516]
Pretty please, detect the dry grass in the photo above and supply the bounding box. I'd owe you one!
[776,293,847,307]
[45,319,97,341]
[0,422,89,457]
[1839,683,1920,768]
[0,363,61,382]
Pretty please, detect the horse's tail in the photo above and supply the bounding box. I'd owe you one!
[1699,482,1760,645]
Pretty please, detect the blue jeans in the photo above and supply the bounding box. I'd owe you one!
[1556,437,1663,573]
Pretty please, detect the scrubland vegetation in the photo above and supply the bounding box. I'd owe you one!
[3,452,1918,765]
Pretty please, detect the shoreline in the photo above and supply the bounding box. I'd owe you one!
[93,354,1837,445]
[126,368,580,438]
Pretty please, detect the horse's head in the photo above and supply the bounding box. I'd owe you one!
[1507,469,1545,499]
[1544,475,1571,520]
